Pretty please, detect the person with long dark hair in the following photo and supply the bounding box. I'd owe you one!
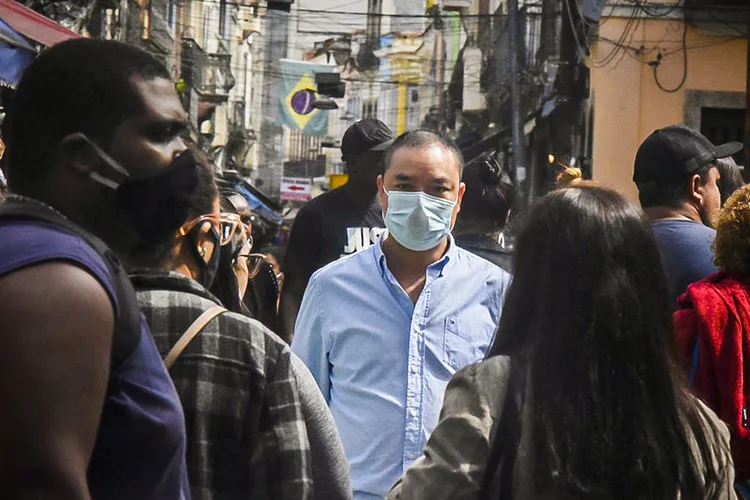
[388,184,735,500]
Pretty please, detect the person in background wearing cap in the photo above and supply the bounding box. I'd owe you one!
[292,130,511,500]
[279,118,393,343]
[633,124,743,306]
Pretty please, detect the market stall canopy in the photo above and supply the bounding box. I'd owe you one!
[0,17,34,88]
[0,0,80,47]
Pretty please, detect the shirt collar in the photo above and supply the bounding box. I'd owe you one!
[128,267,223,305]
[375,233,456,278]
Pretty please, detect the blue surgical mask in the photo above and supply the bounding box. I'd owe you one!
[383,188,457,251]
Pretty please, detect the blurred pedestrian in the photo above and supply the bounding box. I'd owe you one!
[716,156,745,206]
[675,183,750,488]
[280,118,393,342]
[292,130,511,500]
[0,39,192,499]
[453,153,514,273]
[634,124,742,306]
[128,164,350,500]
[209,188,256,315]
[388,184,735,500]
[264,245,286,294]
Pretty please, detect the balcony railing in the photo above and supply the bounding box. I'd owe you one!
[181,38,236,102]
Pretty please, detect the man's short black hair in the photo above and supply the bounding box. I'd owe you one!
[637,165,712,209]
[4,38,171,193]
[383,130,464,177]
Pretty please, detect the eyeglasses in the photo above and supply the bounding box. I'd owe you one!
[235,253,267,279]
[179,212,242,246]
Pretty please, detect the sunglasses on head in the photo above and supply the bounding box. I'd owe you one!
[179,212,243,246]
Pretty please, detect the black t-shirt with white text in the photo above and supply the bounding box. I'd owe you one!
[282,186,386,285]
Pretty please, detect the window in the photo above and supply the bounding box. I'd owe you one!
[701,107,746,166]
[363,99,378,119]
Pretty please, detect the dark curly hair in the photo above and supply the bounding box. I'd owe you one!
[714,184,750,276]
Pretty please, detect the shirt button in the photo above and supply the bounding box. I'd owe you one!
[410,365,418,374]
[410,408,418,417]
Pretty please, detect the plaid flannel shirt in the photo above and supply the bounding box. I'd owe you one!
[130,269,314,500]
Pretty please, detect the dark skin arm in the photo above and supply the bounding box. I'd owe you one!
[278,273,307,345]
[0,262,114,500]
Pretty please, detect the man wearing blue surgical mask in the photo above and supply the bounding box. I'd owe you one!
[292,130,511,500]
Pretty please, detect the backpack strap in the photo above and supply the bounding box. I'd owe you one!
[163,305,226,369]
[0,201,142,369]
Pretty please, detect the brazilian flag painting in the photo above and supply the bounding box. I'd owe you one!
[277,59,336,136]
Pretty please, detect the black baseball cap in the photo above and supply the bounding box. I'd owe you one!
[633,124,743,188]
[341,118,394,157]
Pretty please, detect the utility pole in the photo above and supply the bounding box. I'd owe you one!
[507,0,528,205]
[434,6,444,110]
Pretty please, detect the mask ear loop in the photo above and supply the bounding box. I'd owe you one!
[70,132,130,189]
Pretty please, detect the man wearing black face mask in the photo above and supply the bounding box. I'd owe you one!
[0,39,192,499]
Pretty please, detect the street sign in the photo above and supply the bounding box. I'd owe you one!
[280,176,312,202]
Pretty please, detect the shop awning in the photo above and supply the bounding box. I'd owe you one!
[0,18,34,88]
[236,183,284,227]
[0,0,80,47]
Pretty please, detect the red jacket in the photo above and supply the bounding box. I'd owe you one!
[675,272,750,480]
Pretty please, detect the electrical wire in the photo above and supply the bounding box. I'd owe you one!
[624,0,681,18]
[652,17,688,93]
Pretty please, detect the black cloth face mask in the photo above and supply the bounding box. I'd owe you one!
[83,134,200,244]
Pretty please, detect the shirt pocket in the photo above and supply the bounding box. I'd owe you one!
[443,317,483,372]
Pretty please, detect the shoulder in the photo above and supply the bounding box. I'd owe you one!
[454,246,512,283]
[215,308,293,373]
[139,286,292,377]
[455,356,511,390]
[681,274,740,307]
[0,220,116,308]
[309,244,377,284]
[447,356,511,426]
[296,189,346,216]
[446,356,511,415]
[652,220,716,243]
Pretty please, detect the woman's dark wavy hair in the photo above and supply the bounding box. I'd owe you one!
[485,184,724,499]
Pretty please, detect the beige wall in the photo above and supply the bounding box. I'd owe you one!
[590,17,747,200]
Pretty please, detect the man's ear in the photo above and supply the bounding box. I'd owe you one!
[377,175,388,212]
[455,182,467,214]
[57,133,99,176]
[690,173,704,204]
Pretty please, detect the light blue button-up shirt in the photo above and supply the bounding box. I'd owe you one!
[292,235,511,499]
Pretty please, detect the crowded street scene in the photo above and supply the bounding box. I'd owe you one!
[0,0,749,499]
